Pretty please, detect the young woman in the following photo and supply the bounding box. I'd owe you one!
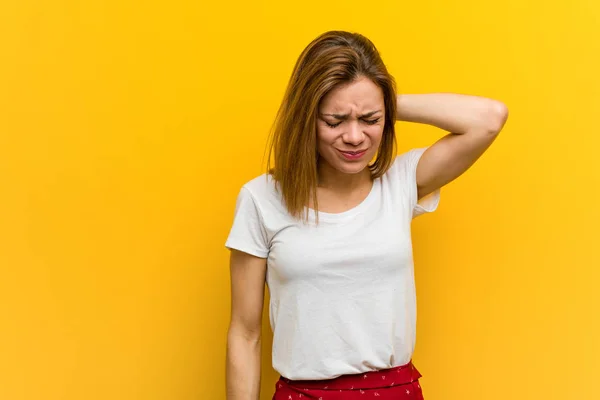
[225,30,508,400]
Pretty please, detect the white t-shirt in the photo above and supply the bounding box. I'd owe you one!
[225,148,440,380]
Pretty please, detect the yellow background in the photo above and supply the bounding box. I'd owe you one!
[1,1,599,399]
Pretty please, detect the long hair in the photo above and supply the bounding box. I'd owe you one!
[267,31,397,221]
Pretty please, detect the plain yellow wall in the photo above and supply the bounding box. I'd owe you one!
[1,1,599,399]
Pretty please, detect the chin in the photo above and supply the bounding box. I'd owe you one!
[335,161,369,175]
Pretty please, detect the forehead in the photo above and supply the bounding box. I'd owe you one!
[319,77,384,112]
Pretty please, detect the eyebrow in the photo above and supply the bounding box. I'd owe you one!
[322,110,382,120]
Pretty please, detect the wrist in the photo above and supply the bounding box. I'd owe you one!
[395,93,416,122]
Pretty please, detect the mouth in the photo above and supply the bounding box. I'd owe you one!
[337,149,368,160]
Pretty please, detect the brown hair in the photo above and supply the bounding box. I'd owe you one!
[267,30,397,220]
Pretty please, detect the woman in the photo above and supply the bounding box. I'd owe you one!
[225,30,508,399]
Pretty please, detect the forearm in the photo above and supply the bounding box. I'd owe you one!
[396,93,508,135]
[226,330,262,400]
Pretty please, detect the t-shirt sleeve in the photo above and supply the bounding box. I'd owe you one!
[401,147,441,219]
[225,187,269,258]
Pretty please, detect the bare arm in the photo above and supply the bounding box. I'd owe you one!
[226,249,267,400]
[396,93,509,199]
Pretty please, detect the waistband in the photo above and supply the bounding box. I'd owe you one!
[280,361,422,390]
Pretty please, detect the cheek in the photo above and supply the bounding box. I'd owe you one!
[367,125,385,146]
[316,128,337,148]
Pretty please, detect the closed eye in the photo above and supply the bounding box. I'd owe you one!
[325,118,380,128]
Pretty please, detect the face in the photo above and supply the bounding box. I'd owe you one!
[317,76,385,176]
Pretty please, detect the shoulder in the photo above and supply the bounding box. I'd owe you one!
[239,173,278,201]
[385,148,428,179]
[236,173,285,216]
[383,147,441,217]
[230,173,293,240]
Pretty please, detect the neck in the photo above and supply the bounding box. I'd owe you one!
[317,162,372,193]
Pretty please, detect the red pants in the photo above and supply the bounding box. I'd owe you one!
[272,361,424,399]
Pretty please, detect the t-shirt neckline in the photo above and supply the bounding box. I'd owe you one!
[304,178,380,223]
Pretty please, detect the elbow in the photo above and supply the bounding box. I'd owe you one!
[228,321,262,345]
[484,100,509,135]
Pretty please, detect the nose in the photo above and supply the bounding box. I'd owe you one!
[342,121,364,146]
